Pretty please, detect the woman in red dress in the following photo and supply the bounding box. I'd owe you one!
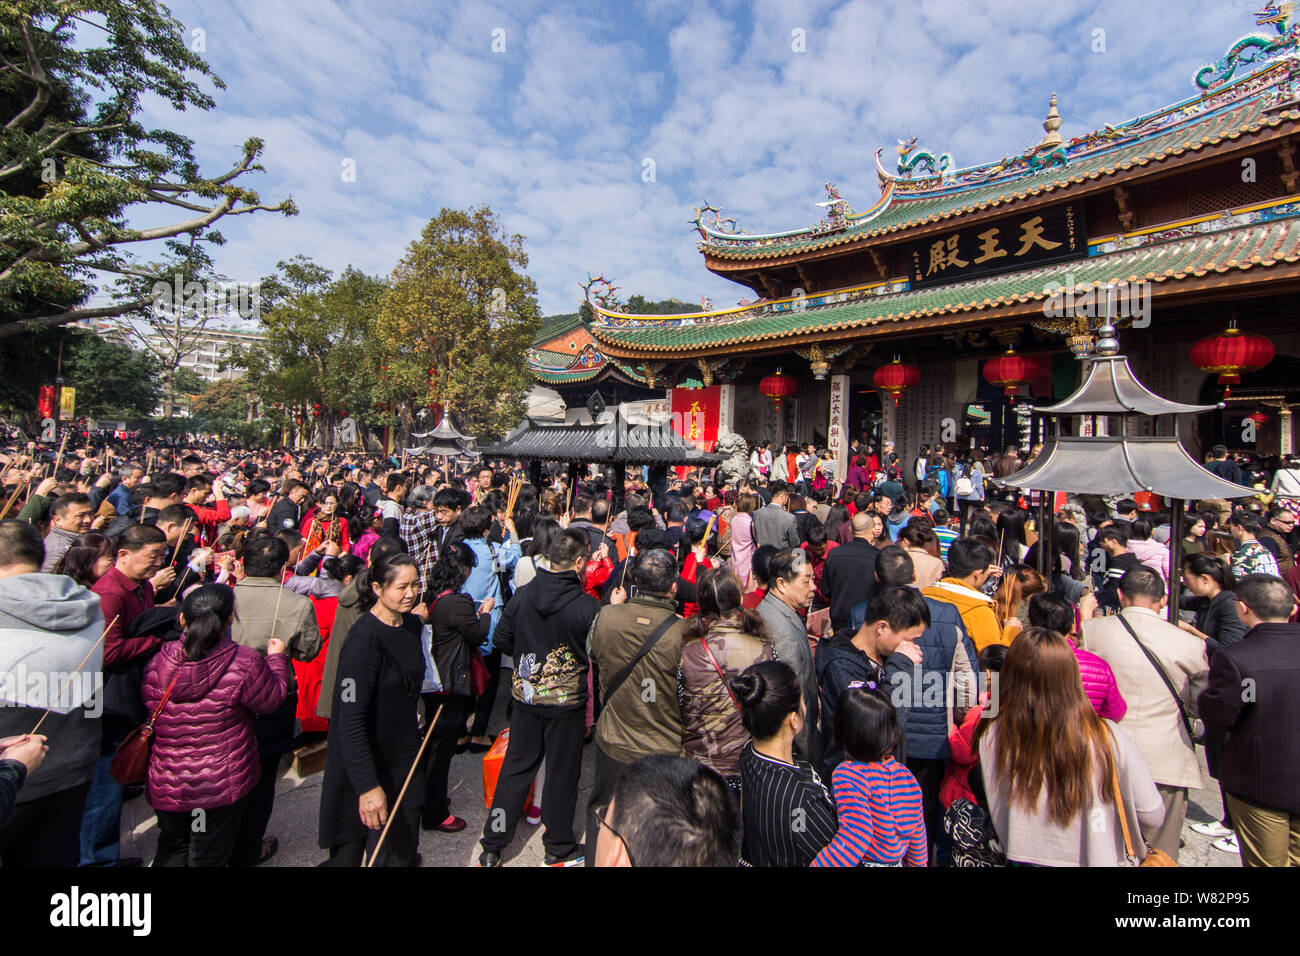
[679,517,714,618]
[301,488,351,554]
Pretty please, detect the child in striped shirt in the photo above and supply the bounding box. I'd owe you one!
[813,685,927,867]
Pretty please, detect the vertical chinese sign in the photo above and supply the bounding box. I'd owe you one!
[670,385,721,452]
[828,375,848,481]
[59,386,76,420]
[38,385,55,420]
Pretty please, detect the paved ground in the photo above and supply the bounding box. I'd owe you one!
[119,696,1240,868]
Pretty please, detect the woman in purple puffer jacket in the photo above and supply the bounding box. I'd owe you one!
[142,584,290,867]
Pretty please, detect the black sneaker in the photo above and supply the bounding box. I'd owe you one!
[478,850,502,868]
[543,844,585,867]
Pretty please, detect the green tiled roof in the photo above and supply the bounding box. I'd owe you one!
[531,312,585,347]
[595,217,1300,353]
[702,94,1300,261]
[532,360,651,386]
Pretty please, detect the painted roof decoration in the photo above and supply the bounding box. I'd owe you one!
[1197,1,1300,89]
[544,12,1300,377]
[589,213,1300,355]
[687,35,1300,261]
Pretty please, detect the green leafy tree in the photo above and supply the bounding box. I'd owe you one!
[62,331,162,418]
[376,206,541,442]
[231,257,387,449]
[187,376,257,437]
[0,1,296,339]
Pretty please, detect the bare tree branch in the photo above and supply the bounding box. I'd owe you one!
[5,20,52,131]
[0,300,152,339]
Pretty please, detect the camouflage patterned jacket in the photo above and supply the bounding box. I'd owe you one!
[679,618,774,780]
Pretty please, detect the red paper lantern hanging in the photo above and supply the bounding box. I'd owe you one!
[312,403,322,418]
[982,349,1044,405]
[872,357,922,407]
[1190,322,1274,397]
[1246,412,1269,427]
[759,369,799,410]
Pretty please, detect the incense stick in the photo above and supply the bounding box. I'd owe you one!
[364,703,444,867]
[28,617,116,735]
[0,480,24,520]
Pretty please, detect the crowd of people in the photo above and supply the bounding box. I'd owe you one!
[0,432,1296,868]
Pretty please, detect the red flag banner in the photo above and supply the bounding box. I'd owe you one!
[38,385,55,420]
[670,386,721,452]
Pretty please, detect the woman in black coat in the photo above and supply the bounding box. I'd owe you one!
[318,552,426,867]
[420,542,493,833]
[1177,552,1247,844]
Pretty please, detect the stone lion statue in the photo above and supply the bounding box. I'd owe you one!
[715,430,750,487]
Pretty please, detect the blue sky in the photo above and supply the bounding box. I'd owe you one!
[135,0,1260,317]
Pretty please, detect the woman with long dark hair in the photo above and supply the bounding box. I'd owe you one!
[461,504,520,752]
[1177,553,1247,851]
[679,567,774,790]
[734,660,836,866]
[142,584,290,866]
[51,532,114,587]
[420,542,494,834]
[318,552,426,866]
[975,628,1164,866]
[301,487,351,553]
[679,516,713,618]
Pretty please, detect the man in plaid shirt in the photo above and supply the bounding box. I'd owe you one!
[400,486,469,591]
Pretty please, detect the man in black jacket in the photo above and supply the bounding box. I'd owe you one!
[817,586,926,777]
[821,511,880,634]
[479,529,599,867]
[1198,574,1300,867]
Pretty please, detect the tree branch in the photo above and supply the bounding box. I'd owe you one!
[5,20,52,131]
[0,300,152,339]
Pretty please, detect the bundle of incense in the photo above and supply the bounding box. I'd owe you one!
[0,479,27,520]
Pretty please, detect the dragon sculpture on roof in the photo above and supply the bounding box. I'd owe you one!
[1196,1,1300,90]
[896,138,953,178]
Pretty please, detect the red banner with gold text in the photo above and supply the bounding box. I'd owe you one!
[670,386,720,453]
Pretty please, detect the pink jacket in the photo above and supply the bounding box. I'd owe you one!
[1127,538,1170,587]
[1067,637,1127,721]
[143,637,289,812]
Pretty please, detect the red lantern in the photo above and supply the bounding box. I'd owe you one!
[312,403,322,418]
[759,369,799,410]
[1246,412,1269,426]
[872,358,921,407]
[1190,323,1274,397]
[982,349,1043,405]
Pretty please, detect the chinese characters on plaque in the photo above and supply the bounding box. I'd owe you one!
[905,201,1087,290]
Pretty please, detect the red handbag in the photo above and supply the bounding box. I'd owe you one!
[110,670,180,786]
[470,654,492,696]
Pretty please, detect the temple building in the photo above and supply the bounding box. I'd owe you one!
[529,12,1300,480]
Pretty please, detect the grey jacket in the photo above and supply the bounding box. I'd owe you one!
[316,576,363,720]
[231,577,322,698]
[751,503,800,550]
[757,593,820,767]
[41,526,80,574]
[0,574,103,802]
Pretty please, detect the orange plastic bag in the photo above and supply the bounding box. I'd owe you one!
[481,728,535,810]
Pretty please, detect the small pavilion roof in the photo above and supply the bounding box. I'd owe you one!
[994,436,1259,498]
[1034,355,1221,416]
[479,414,723,466]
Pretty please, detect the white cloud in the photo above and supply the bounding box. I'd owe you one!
[123,0,1274,315]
